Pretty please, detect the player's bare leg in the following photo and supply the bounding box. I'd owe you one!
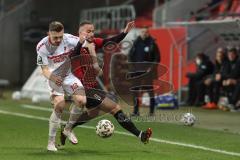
[61,96,152,145]
[60,106,100,145]
[62,89,86,145]
[99,97,152,144]
[47,95,65,152]
[61,96,152,144]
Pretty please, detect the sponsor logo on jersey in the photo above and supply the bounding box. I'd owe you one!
[94,94,101,101]
[37,56,43,65]
[48,51,72,63]
[71,83,79,92]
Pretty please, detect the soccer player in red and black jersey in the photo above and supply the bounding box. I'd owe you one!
[61,21,152,145]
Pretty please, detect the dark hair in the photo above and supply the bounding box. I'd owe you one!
[49,21,64,32]
[228,48,238,54]
[79,20,93,28]
[215,49,227,65]
[196,52,208,60]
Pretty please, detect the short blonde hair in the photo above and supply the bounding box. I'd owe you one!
[49,21,64,32]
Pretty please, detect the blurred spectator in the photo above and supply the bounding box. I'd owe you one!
[229,0,240,14]
[128,26,160,116]
[218,0,232,16]
[202,47,230,109]
[235,5,240,14]
[186,53,214,106]
[222,48,240,111]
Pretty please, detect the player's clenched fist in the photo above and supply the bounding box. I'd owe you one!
[52,75,63,86]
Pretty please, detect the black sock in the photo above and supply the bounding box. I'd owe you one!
[72,111,93,129]
[114,110,141,137]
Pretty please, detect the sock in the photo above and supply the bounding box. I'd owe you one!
[138,131,143,138]
[114,110,141,137]
[72,111,95,129]
[65,104,83,131]
[48,110,61,143]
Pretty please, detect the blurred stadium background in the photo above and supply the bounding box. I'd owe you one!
[0,0,240,160]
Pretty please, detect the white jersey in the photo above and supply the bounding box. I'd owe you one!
[36,33,84,96]
[36,33,79,76]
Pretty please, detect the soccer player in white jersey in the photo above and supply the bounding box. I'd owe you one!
[36,21,86,152]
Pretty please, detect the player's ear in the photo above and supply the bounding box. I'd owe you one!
[78,27,82,34]
[47,31,50,36]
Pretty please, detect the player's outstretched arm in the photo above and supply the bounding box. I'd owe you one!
[102,21,135,45]
[41,65,63,86]
[123,21,135,33]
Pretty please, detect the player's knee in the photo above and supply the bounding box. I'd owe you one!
[55,102,65,113]
[110,104,121,115]
[53,96,66,112]
[74,95,86,107]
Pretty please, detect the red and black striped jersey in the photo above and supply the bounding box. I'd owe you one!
[71,32,127,89]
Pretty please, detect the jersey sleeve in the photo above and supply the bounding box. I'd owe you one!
[102,32,127,45]
[94,38,104,49]
[36,44,49,66]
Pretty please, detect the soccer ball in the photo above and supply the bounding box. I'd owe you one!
[181,113,196,126]
[96,119,114,138]
[32,95,40,103]
[12,91,21,100]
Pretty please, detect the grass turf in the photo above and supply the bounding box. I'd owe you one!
[0,94,240,160]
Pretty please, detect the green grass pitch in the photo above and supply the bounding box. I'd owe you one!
[0,92,240,160]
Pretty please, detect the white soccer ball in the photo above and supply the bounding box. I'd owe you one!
[96,119,114,138]
[32,95,40,103]
[181,113,196,126]
[12,91,21,100]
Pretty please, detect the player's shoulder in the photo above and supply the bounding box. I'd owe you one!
[93,37,103,48]
[64,33,79,46]
[93,37,103,43]
[36,36,48,53]
[64,33,79,41]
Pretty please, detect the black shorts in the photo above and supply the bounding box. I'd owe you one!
[85,87,106,109]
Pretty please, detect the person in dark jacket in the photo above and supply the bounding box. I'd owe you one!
[202,47,230,109]
[128,26,160,116]
[222,48,240,112]
[186,53,214,106]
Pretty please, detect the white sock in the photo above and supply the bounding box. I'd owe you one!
[138,131,143,138]
[48,110,61,143]
[65,104,83,131]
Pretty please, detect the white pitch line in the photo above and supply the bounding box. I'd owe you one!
[0,109,240,157]
[0,110,49,121]
[20,104,71,114]
[21,104,53,112]
[20,104,112,121]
